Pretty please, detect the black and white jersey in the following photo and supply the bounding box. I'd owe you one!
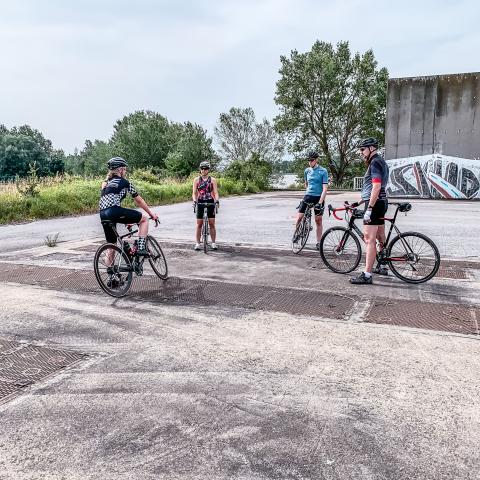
[99,175,139,210]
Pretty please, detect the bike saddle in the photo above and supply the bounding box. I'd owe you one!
[352,208,364,219]
[398,202,412,212]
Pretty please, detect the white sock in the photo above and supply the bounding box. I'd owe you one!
[364,271,372,278]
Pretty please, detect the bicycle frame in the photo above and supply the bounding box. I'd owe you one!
[329,203,416,263]
[101,219,156,274]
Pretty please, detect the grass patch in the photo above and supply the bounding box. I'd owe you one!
[0,176,264,224]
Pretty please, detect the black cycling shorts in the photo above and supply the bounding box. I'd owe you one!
[298,195,324,216]
[196,200,216,220]
[100,206,142,243]
[364,199,388,226]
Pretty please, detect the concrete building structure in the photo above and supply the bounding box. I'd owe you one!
[385,72,480,199]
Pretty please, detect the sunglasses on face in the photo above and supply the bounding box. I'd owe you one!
[308,159,316,162]
[360,147,368,152]
[201,167,210,170]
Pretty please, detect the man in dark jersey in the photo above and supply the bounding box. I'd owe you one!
[350,138,389,285]
[192,161,219,250]
[99,157,159,255]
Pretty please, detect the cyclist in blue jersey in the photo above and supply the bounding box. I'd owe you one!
[294,151,329,249]
[99,157,159,255]
[350,138,390,285]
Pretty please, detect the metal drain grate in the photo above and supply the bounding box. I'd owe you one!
[0,263,354,320]
[366,299,479,335]
[1,262,478,334]
[435,267,468,280]
[131,276,354,319]
[0,340,86,402]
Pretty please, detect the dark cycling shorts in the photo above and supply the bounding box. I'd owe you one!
[298,195,324,216]
[364,199,388,226]
[100,206,142,243]
[196,200,216,220]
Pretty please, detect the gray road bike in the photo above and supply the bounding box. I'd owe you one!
[292,201,324,254]
[194,201,219,253]
[94,219,168,297]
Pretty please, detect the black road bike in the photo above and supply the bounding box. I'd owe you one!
[319,201,440,284]
[94,219,168,297]
[194,201,219,253]
[292,201,324,254]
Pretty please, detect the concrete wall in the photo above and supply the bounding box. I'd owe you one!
[385,73,480,199]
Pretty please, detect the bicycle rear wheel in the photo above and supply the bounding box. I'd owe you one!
[387,232,440,283]
[94,243,133,297]
[147,235,168,280]
[320,227,362,273]
[292,216,310,254]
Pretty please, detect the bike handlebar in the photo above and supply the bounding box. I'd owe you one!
[193,201,219,214]
[126,217,159,232]
[328,202,353,221]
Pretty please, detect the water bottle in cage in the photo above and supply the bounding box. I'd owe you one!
[123,241,131,255]
[131,240,138,255]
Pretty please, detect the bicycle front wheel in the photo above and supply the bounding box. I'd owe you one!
[387,232,440,284]
[320,227,362,273]
[147,235,168,280]
[202,218,208,253]
[292,217,310,254]
[94,243,133,297]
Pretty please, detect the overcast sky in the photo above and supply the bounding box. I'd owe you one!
[1,0,479,153]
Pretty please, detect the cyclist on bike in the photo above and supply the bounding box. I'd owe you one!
[350,138,389,284]
[99,157,159,256]
[294,151,329,249]
[192,161,219,251]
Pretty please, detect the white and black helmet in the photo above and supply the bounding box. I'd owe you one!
[107,157,128,170]
[199,161,210,169]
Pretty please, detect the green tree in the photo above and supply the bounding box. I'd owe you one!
[214,107,285,165]
[224,153,273,190]
[0,125,65,176]
[275,40,388,183]
[0,134,48,180]
[66,140,114,176]
[165,122,217,177]
[111,111,171,170]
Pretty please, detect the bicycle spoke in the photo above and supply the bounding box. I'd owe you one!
[388,233,440,283]
[94,243,133,297]
[320,227,361,274]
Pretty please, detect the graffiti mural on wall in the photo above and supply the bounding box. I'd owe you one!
[386,155,480,200]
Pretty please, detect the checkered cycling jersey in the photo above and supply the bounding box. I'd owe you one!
[99,175,139,210]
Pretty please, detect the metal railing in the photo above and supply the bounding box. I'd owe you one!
[353,177,364,190]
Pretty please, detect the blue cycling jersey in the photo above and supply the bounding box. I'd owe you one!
[304,166,328,196]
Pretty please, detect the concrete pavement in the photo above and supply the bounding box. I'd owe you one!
[0,191,479,479]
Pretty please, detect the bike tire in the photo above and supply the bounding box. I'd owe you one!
[147,235,168,280]
[202,218,208,254]
[292,216,310,254]
[387,232,440,284]
[319,227,362,274]
[94,243,133,297]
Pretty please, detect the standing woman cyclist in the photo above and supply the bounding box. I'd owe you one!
[99,157,159,255]
[294,151,329,249]
[192,161,219,251]
[350,138,389,284]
